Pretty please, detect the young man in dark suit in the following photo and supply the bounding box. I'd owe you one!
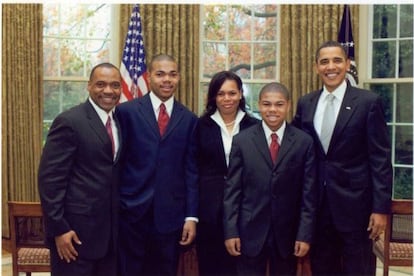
[224,82,318,275]
[292,40,393,275]
[115,54,198,276]
[38,63,122,276]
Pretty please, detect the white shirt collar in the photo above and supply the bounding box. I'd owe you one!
[322,80,347,102]
[210,109,246,130]
[88,97,115,124]
[262,120,286,145]
[149,92,174,116]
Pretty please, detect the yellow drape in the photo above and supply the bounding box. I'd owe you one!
[2,4,43,237]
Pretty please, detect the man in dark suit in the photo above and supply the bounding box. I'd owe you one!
[115,54,198,276]
[38,63,121,276]
[224,82,318,275]
[292,40,393,275]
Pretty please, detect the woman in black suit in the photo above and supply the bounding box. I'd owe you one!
[196,71,259,276]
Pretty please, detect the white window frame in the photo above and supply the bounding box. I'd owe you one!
[198,4,281,114]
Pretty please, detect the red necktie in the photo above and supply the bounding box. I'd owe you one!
[270,133,279,164]
[158,103,169,136]
[106,116,115,156]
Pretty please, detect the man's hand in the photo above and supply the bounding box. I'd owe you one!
[294,241,310,257]
[225,238,241,256]
[179,220,196,246]
[55,230,82,263]
[367,213,387,240]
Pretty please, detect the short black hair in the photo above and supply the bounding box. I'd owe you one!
[148,54,177,72]
[315,40,347,62]
[259,82,290,101]
[89,62,120,81]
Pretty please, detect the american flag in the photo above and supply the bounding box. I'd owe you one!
[338,4,359,86]
[119,4,149,103]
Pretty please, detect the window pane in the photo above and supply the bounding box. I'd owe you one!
[372,41,396,78]
[44,81,61,121]
[253,43,276,79]
[228,6,251,41]
[373,5,397,39]
[60,4,86,37]
[202,42,227,78]
[43,5,59,36]
[199,82,209,113]
[400,4,414,37]
[60,41,85,77]
[243,83,265,118]
[369,83,393,123]
[399,40,413,78]
[43,38,59,77]
[229,43,251,78]
[253,5,277,41]
[61,82,88,111]
[44,81,88,121]
[85,40,111,68]
[393,167,413,199]
[396,83,413,123]
[86,5,111,38]
[395,126,413,165]
[203,5,226,40]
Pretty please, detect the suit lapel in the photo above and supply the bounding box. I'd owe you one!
[251,125,273,168]
[273,125,296,170]
[309,90,322,139]
[162,100,184,139]
[85,101,108,146]
[329,85,358,152]
[138,95,160,137]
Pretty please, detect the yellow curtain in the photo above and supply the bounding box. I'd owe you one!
[2,4,43,237]
[120,4,200,113]
[280,4,359,118]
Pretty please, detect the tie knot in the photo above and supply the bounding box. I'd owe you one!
[271,133,278,142]
[160,103,166,111]
[326,93,335,103]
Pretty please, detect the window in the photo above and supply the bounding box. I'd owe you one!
[199,5,279,116]
[365,4,413,199]
[42,4,115,141]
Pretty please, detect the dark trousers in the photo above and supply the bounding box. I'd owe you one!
[118,208,181,276]
[310,194,376,276]
[50,241,117,276]
[237,227,296,276]
[196,222,237,276]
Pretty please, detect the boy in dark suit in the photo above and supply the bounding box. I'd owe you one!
[116,54,198,276]
[38,63,121,276]
[223,82,318,275]
[292,40,392,275]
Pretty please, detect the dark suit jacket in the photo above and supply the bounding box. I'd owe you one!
[291,83,393,231]
[223,123,317,258]
[115,93,198,234]
[38,100,119,260]
[196,113,259,225]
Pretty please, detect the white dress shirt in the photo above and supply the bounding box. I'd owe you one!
[88,97,119,160]
[313,80,347,137]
